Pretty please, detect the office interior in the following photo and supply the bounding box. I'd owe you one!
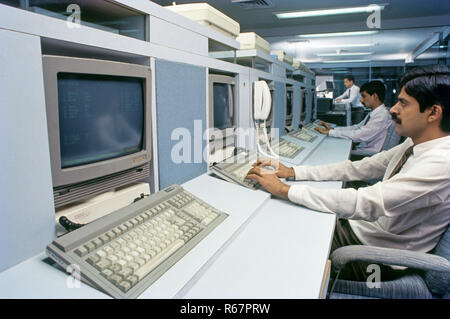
[0,0,449,299]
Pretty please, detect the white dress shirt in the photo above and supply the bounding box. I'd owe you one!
[288,136,450,254]
[335,84,362,107]
[328,104,392,155]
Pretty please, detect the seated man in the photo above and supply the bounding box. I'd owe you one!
[316,80,392,158]
[246,65,450,282]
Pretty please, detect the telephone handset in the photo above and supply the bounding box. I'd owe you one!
[253,80,276,157]
[253,80,272,121]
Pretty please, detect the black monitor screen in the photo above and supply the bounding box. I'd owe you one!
[213,83,232,130]
[57,73,144,168]
[286,91,293,116]
[317,98,333,113]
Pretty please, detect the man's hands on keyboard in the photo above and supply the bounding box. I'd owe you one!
[245,161,291,198]
[251,158,295,179]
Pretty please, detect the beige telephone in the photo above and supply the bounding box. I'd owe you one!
[253,80,276,157]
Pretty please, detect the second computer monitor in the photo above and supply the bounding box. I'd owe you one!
[317,98,333,114]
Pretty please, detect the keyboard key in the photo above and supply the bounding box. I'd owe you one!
[108,274,123,286]
[118,280,132,293]
[94,259,111,271]
[84,242,95,253]
[87,255,100,265]
[74,246,88,257]
[117,267,133,279]
[92,238,103,248]
[100,269,114,279]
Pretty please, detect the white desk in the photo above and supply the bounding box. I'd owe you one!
[0,137,351,299]
[180,137,351,299]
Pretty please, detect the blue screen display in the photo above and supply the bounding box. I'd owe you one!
[213,83,232,130]
[57,73,144,168]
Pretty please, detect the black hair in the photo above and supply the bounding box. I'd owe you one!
[344,74,355,82]
[360,80,386,102]
[399,65,450,132]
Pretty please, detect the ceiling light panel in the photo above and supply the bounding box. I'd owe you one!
[275,4,386,19]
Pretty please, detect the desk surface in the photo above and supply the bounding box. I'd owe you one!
[0,136,351,299]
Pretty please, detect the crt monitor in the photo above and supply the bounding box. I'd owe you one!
[208,74,235,142]
[43,55,152,207]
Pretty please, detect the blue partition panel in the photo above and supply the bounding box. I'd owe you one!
[273,81,286,137]
[155,59,207,189]
[292,86,301,129]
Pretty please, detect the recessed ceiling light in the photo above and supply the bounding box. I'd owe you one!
[323,59,370,63]
[298,31,379,38]
[317,52,374,57]
[275,4,386,19]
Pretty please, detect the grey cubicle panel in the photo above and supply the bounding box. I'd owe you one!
[155,59,207,189]
[0,30,56,272]
[292,85,301,129]
[272,81,286,137]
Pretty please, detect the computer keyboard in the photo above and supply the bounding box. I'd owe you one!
[210,151,261,190]
[46,185,228,299]
[303,123,318,131]
[289,129,317,142]
[274,139,304,158]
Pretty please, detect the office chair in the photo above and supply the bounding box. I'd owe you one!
[328,224,450,299]
[345,123,402,189]
[350,122,401,161]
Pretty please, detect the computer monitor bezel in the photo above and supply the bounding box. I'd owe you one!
[42,55,152,188]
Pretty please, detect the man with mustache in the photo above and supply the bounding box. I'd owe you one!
[246,65,450,282]
[315,80,392,158]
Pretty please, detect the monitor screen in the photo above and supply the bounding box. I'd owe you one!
[326,81,334,90]
[57,73,144,169]
[286,91,293,116]
[317,98,333,113]
[213,83,232,130]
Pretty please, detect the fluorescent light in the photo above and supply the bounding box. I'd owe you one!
[323,59,370,63]
[317,52,374,57]
[311,43,378,48]
[275,5,386,19]
[298,31,379,38]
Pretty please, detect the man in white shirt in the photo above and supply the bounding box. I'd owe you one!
[315,80,392,157]
[246,65,450,281]
[335,74,363,107]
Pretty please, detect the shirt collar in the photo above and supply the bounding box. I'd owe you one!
[370,104,385,115]
[410,135,450,157]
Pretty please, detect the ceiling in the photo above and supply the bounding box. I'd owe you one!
[152,0,450,68]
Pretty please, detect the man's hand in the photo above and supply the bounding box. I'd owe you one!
[315,126,330,135]
[245,166,291,198]
[336,98,342,103]
[318,121,332,130]
[252,158,295,179]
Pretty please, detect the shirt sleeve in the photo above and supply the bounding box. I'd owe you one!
[340,87,359,104]
[335,89,349,101]
[292,145,397,182]
[328,111,389,143]
[288,153,450,221]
